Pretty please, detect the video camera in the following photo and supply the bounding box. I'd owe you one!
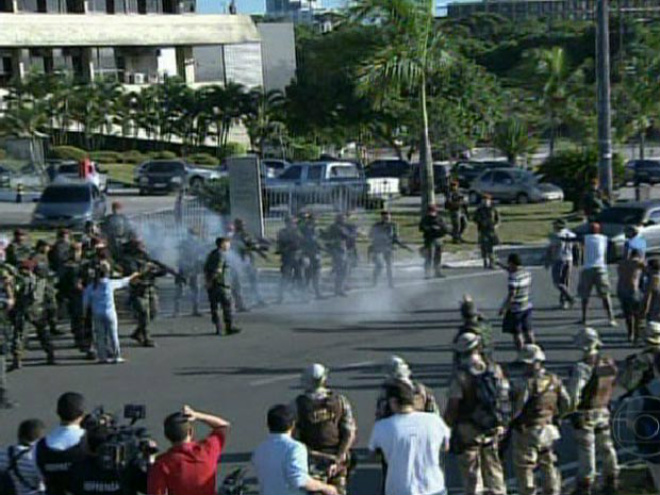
[83,404,157,472]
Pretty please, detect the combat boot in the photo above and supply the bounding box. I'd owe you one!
[143,339,156,348]
[225,321,241,335]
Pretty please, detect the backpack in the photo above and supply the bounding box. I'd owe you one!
[0,446,37,495]
[469,365,512,431]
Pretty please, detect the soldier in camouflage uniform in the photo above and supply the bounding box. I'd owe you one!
[323,214,352,297]
[0,239,16,408]
[11,259,56,369]
[510,344,570,495]
[446,181,469,243]
[174,228,205,317]
[294,363,357,495]
[102,201,133,259]
[204,237,241,336]
[419,204,448,278]
[232,218,266,307]
[6,229,31,267]
[33,239,61,336]
[49,228,73,319]
[567,328,619,495]
[299,213,323,299]
[276,216,304,303]
[581,179,609,222]
[123,240,165,347]
[375,355,438,419]
[345,211,360,277]
[454,295,494,362]
[473,194,500,269]
[369,211,399,288]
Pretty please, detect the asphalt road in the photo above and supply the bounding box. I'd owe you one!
[0,264,640,494]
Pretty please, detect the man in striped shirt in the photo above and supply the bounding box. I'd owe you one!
[500,253,534,351]
[578,223,616,326]
[0,419,46,495]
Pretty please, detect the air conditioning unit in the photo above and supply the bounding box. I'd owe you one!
[132,72,145,84]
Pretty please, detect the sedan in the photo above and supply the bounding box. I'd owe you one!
[469,168,564,205]
[32,182,106,228]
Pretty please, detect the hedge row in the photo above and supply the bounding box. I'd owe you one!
[50,146,226,166]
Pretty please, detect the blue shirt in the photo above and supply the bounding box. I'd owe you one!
[44,425,85,451]
[83,277,132,317]
[624,235,647,259]
[252,434,310,495]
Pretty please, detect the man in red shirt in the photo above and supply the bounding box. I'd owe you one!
[148,405,230,495]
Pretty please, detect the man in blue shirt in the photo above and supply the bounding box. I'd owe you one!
[253,405,338,495]
[623,225,647,260]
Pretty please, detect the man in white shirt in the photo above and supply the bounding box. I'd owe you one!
[545,219,577,309]
[253,404,338,495]
[578,223,616,326]
[369,381,451,495]
[0,419,46,495]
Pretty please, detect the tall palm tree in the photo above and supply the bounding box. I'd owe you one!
[492,117,538,166]
[242,88,286,157]
[351,0,452,212]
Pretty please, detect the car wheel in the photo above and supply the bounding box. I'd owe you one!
[516,193,529,205]
[190,177,204,192]
[468,191,480,205]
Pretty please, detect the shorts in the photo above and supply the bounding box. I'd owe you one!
[578,267,611,299]
[502,308,532,335]
[618,290,641,317]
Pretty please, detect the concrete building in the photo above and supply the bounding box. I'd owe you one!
[446,0,660,20]
[0,1,296,91]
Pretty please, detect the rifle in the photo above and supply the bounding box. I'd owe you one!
[394,239,414,252]
[143,255,187,286]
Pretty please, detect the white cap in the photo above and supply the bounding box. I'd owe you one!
[454,332,481,353]
[518,344,546,364]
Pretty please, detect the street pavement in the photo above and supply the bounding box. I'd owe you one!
[0,263,640,494]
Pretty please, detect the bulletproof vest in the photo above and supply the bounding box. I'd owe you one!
[446,193,462,211]
[579,356,617,410]
[518,373,561,428]
[372,222,394,248]
[296,393,343,452]
[35,437,86,495]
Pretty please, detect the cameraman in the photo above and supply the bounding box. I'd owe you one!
[35,393,87,495]
[66,425,151,495]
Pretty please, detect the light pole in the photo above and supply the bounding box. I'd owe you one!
[596,0,613,199]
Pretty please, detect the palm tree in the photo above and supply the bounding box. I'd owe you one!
[492,117,538,166]
[242,88,286,157]
[351,0,452,212]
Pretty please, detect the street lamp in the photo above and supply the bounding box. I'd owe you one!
[596,0,613,199]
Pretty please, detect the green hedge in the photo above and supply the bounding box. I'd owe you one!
[89,151,122,164]
[0,149,6,160]
[187,152,219,166]
[219,142,247,159]
[120,150,148,164]
[146,150,178,160]
[51,146,88,161]
[195,178,230,214]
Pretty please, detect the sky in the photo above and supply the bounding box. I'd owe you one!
[197,0,453,16]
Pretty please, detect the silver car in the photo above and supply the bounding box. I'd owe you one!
[469,168,564,205]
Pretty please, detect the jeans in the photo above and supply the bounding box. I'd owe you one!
[93,313,120,361]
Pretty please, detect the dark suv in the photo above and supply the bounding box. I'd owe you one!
[366,159,412,179]
[626,160,660,185]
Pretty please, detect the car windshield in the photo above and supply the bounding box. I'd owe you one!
[331,166,360,178]
[517,171,539,184]
[596,207,645,225]
[57,164,78,174]
[41,186,91,203]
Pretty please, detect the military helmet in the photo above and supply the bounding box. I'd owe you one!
[574,327,601,352]
[454,332,480,353]
[386,355,411,380]
[646,321,660,346]
[460,294,477,319]
[301,363,328,388]
[518,344,546,364]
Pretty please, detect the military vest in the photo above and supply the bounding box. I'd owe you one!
[446,192,464,212]
[296,392,344,451]
[578,356,617,410]
[35,437,86,495]
[371,221,396,249]
[518,373,561,428]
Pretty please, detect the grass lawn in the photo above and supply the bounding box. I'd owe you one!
[102,163,136,185]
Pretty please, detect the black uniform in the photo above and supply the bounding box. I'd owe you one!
[300,218,323,299]
[369,219,399,287]
[419,212,448,278]
[276,223,303,302]
[203,248,237,335]
[323,219,352,296]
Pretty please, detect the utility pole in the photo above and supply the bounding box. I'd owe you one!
[596,0,613,199]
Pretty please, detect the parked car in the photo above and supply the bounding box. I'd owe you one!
[0,165,13,187]
[365,158,411,196]
[452,160,512,189]
[624,159,660,185]
[469,168,564,204]
[262,159,290,179]
[50,160,108,193]
[400,163,451,196]
[135,159,222,195]
[32,182,106,228]
[573,201,660,260]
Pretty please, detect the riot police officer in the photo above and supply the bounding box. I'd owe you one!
[232,218,266,307]
[446,181,468,243]
[300,213,323,299]
[369,211,399,288]
[0,244,16,408]
[510,344,570,495]
[276,216,303,303]
[174,228,205,317]
[473,194,500,269]
[294,364,356,495]
[567,328,619,495]
[323,214,352,297]
[203,237,241,336]
[419,205,448,279]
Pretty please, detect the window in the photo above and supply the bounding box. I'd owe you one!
[307,166,323,181]
[137,0,146,13]
[280,166,302,180]
[331,166,360,179]
[41,186,91,203]
[150,162,182,173]
[493,171,513,185]
[649,210,660,224]
[479,172,493,183]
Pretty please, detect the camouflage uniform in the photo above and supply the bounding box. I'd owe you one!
[375,378,438,420]
[567,353,619,494]
[511,361,570,495]
[345,214,360,277]
[33,249,60,336]
[0,264,15,407]
[204,247,237,335]
[369,217,399,288]
[473,203,500,269]
[446,186,468,243]
[276,220,304,302]
[232,224,266,307]
[59,255,91,353]
[6,240,31,268]
[323,217,352,296]
[102,212,133,259]
[49,237,73,318]
[419,210,448,278]
[174,234,205,316]
[300,217,323,299]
